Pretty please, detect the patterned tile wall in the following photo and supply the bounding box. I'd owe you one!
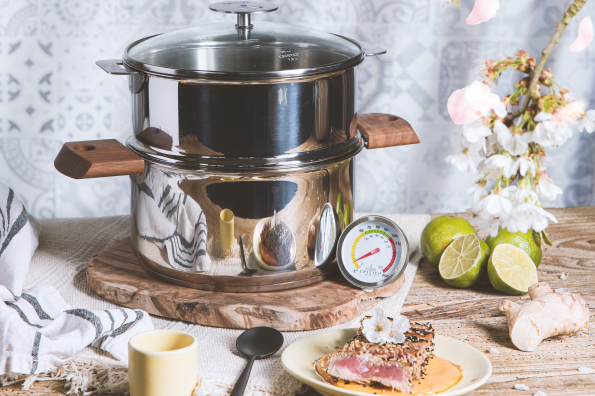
[0,0,594,218]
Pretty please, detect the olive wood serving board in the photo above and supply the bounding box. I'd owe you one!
[87,237,406,331]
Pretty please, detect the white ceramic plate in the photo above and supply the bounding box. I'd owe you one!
[281,328,492,396]
[252,217,296,270]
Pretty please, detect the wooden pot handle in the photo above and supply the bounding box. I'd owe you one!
[54,139,145,179]
[357,113,420,149]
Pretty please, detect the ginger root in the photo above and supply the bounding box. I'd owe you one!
[499,282,589,351]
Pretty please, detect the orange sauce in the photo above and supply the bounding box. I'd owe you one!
[315,354,462,395]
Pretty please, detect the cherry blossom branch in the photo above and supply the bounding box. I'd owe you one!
[511,0,588,120]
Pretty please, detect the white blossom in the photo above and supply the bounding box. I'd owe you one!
[533,392,548,396]
[362,308,392,343]
[534,111,574,147]
[507,183,538,206]
[390,315,410,344]
[554,288,567,293]
[483,154,514,178]
[472,192,513,236]
[489,348,500,354]
[466,184,487,203]
[463,118,492,143]
[560,273,568,280]
[576,109,595,133]
[510,155,536,177]
[362,308,410,345]
[535,174,563,202]
[578,367,595,374]
[473,215,503,237]
[504,203,558,233]
[515,384,530,391]
[474,192,513,217]
[493,101,508,118]
[446,151,478,173]
[494,121,533,155]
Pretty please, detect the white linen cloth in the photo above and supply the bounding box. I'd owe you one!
[132,167,211,272]
[0,183,153,376]
[0,186,40,297]
[4,212,429,395]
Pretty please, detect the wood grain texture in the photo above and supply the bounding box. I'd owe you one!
[54,139,145,179]
[86,237,406,330]
[4,207,594,396]
[357,113,420,149]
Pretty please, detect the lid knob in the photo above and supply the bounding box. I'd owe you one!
[209,1,279,28]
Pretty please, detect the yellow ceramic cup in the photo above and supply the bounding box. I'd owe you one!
[128,330,197,396]
[219,209,234,256]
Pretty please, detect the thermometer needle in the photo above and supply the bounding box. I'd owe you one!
[355,248,380,262]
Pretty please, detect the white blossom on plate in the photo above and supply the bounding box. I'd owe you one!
[390,315,410,344]
[361,308,392,343]
[361,308,410,345]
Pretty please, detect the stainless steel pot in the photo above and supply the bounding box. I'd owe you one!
[54,1,420,292]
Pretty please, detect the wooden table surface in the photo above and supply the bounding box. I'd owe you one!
[2,207,594,395]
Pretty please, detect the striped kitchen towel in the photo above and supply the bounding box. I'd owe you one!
[0,183,153,375]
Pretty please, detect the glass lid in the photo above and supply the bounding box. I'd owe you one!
[123,1,364,79]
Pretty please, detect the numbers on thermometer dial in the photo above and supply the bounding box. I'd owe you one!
[340,220,402,284]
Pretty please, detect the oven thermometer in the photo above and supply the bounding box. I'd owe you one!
[336,215,409,292]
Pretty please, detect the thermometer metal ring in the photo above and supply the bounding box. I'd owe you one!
[336,215,409,292]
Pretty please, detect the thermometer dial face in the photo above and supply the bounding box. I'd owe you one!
[337,216,409,291]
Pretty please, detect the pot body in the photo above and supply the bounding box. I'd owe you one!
[129,68,357,158]
[130,158,355,292]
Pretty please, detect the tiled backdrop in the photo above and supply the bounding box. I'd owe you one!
[1,0,594,218]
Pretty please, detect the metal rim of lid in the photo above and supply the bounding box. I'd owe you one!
[125,133,364,174]
[314,203,341,268]
[336,215,409,291]
[122,37,365,80]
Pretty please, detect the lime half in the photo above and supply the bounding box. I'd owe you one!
[421,215,477,268]
[488,244,538,295]
[439,234,489,288]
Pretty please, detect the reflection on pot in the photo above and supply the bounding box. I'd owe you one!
[129,159,354,290]
[252,215,296,271]
[315,203,340,267]
[219,209,234,257]
[131,167,211,272]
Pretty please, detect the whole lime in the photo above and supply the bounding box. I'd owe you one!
[420,215,477,268]
[485,228,542,267]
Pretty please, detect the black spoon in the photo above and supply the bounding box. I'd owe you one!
[230,327,284,396]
